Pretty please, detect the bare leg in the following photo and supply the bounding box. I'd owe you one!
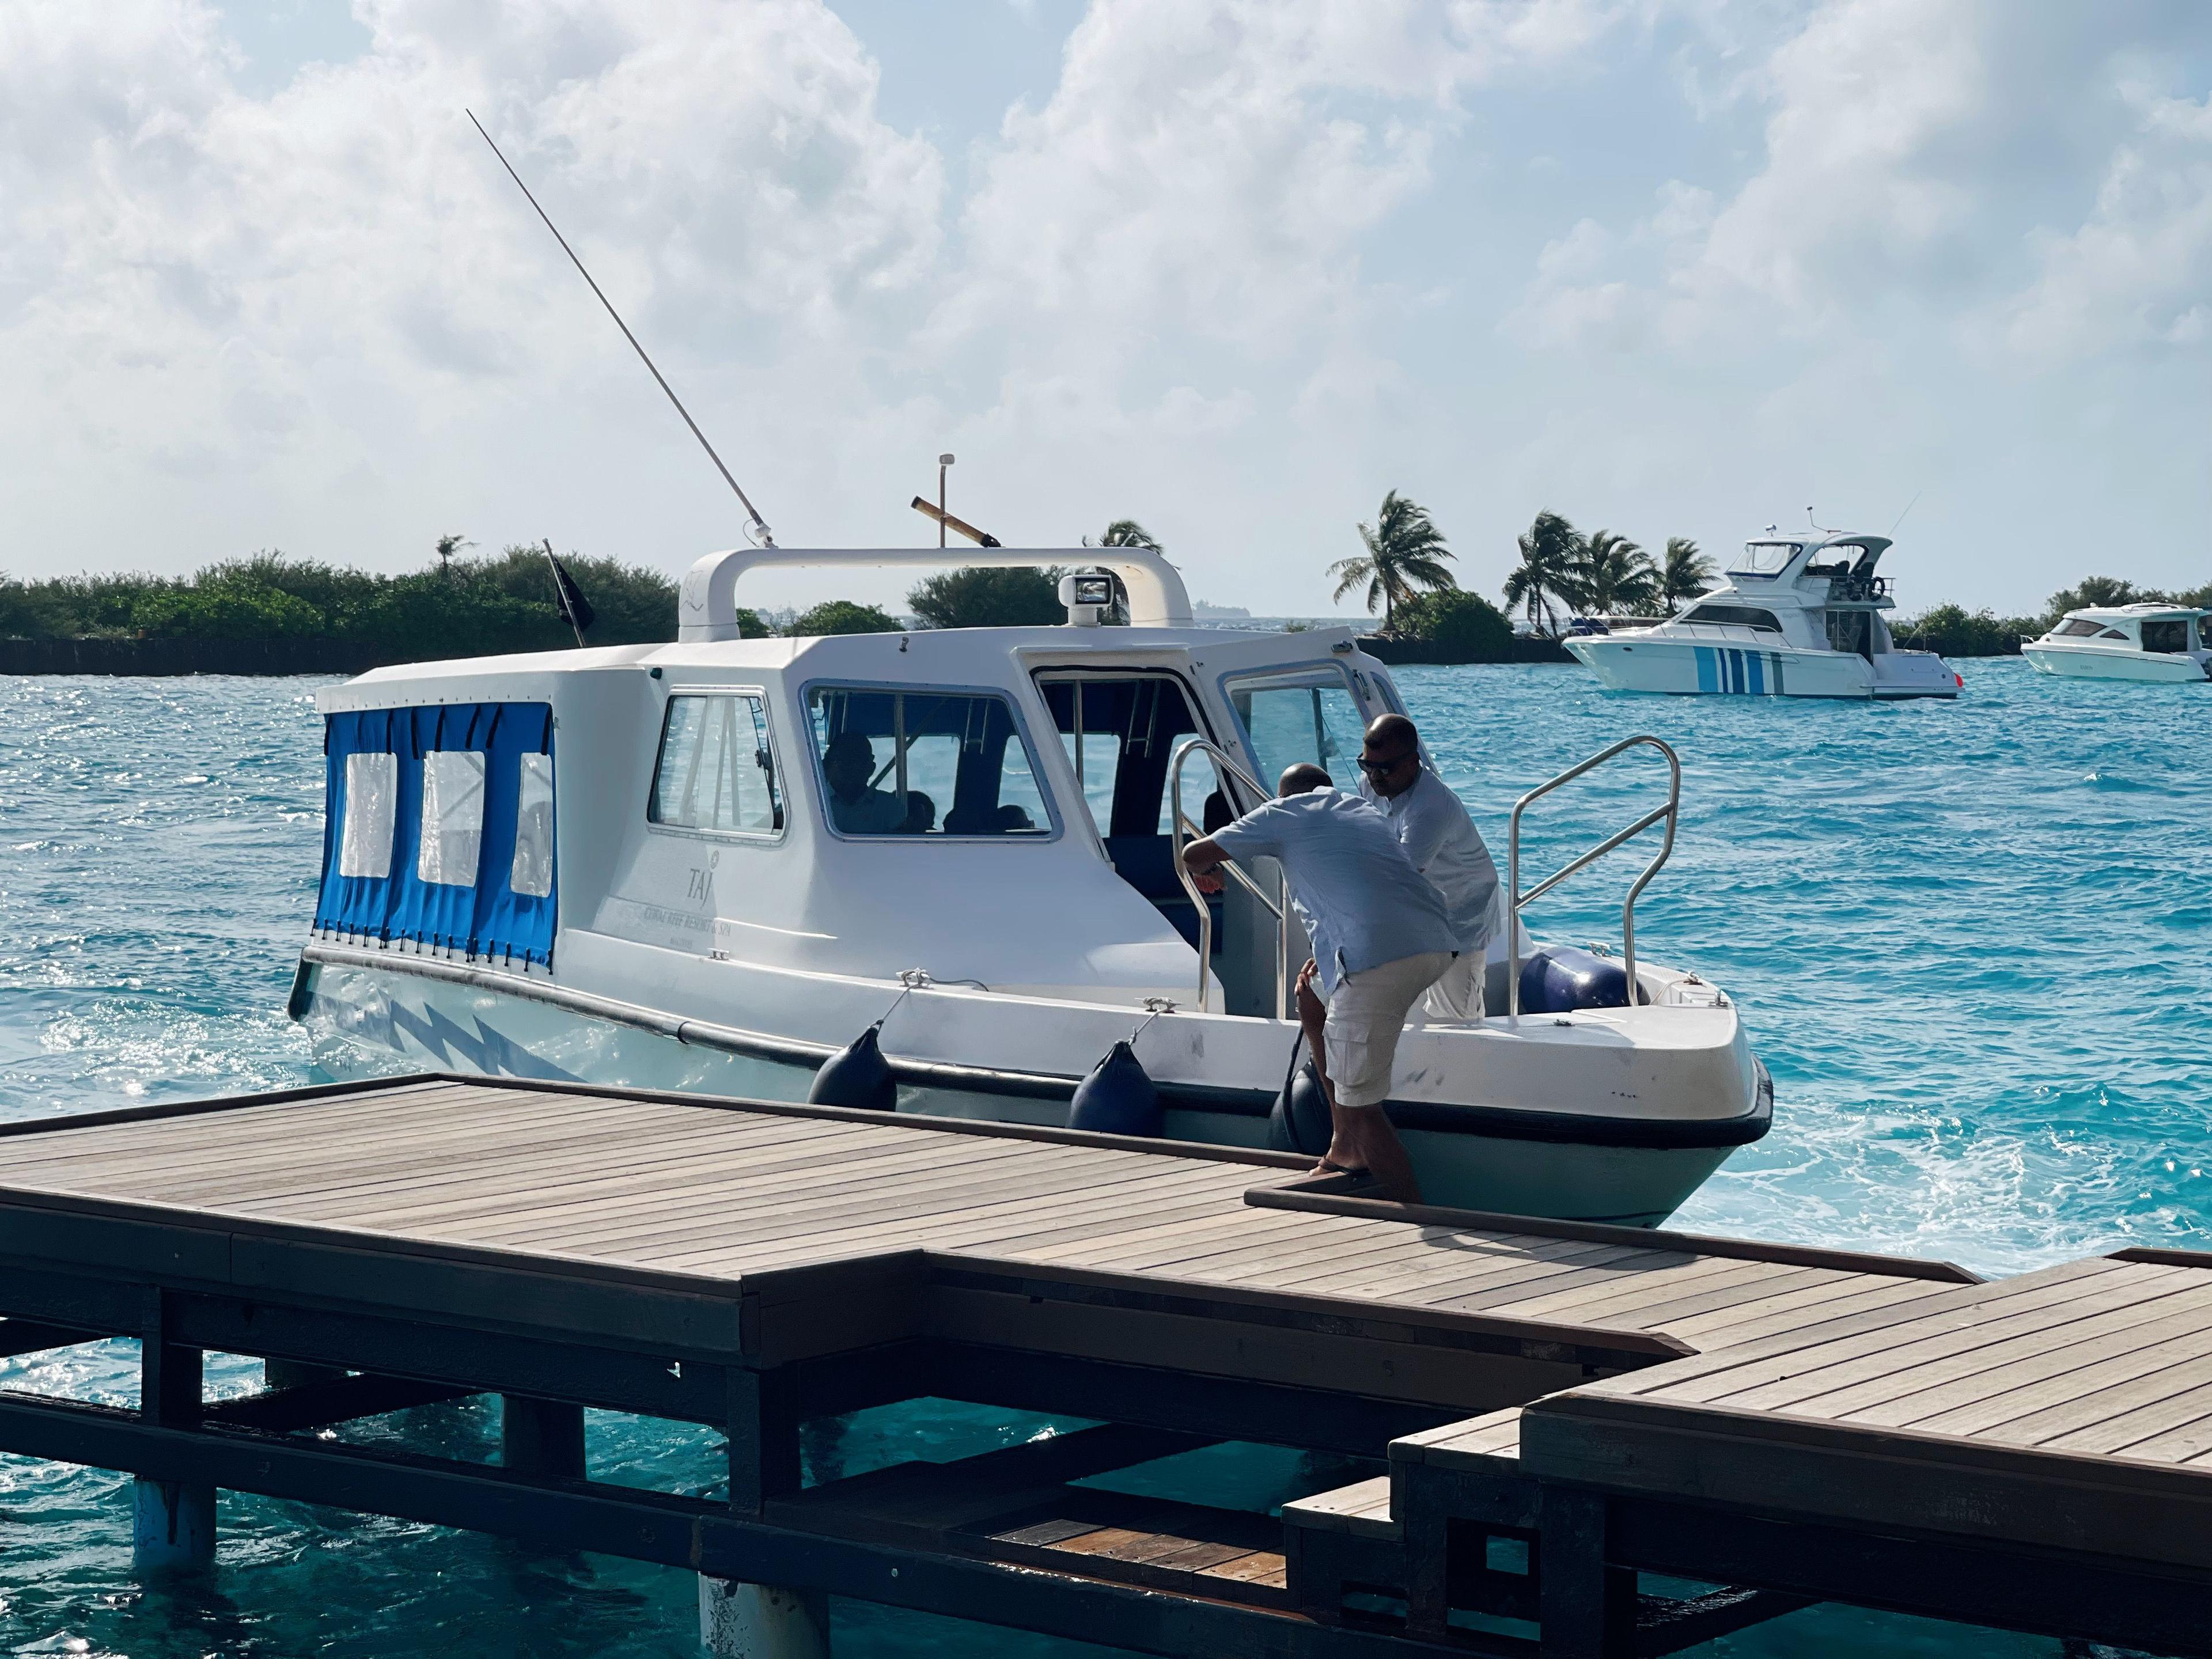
[1344,1109,1422,1204]
[1296,962,1359,1177]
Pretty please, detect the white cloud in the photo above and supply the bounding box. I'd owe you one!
[1996,88,2212,359]
[943,0,1634,366]
[0,0,2205,615]
[0,0,940,554]
[1510,0,1994,350]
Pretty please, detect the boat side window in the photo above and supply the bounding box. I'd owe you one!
[2201,617,2212,650]
[650,694,783,836]
[510,753,556,897]
[2099,627,2130,641]
[1683,604,1783,633]
[418,751,487,887]
[2055,619,2104,637]
[339,752,397,879]
[806,686,1051,837]
[1224,666,1366,789]
[2141,620,2189,653]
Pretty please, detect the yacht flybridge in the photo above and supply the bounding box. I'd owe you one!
[2022,604,2212,682]
[1565,532,1960,699]
[293,544,1769,1226]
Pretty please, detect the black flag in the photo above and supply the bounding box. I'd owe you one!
[542,540,594,645]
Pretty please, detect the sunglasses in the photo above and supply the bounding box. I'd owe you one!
[1357,753,1413,777]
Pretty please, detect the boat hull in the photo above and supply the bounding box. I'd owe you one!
[2022,643,2211,683]
[296,955,1756,1228]
[1564,636,1960,700]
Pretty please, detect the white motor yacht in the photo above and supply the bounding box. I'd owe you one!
[2022,604,2212,683]
[1564,532,1960,700]
[290,544,1770,1226]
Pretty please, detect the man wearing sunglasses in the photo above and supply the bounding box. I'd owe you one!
[1354,714,1502,1022]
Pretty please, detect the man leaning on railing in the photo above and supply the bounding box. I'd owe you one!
[1180,764,1456,1202]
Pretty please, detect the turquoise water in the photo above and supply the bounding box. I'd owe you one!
[2,664,2207,1655]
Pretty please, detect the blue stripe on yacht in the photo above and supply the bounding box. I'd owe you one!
[1695,646,1718,693]
[1747,651,1765,695]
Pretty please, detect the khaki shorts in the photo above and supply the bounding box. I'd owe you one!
[1418,945,1486,1024]
[1322,950,1455,1109]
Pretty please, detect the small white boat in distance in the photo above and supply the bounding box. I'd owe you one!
[290,543,1771,1227]
[2022,604,2212,683]
[1564,532,1961,700]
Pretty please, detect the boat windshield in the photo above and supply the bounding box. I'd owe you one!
[1730,541,1800,577]
[1223,665,1366,790]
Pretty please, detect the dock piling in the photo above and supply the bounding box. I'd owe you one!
[501,1395,587,1480]
[131,1478,215,1575]
[699,1577,831,1659]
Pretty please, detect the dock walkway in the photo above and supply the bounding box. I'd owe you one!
[0,1075,2203,1656]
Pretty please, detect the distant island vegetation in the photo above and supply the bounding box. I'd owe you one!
[0,502,2200,669]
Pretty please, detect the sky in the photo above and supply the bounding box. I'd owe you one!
[2,1,2207,619]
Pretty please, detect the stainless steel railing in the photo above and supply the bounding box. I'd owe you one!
[1166,738,1287,1016]
[1508,736,1681,1017]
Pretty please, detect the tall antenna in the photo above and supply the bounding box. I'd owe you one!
[465,109,774,548]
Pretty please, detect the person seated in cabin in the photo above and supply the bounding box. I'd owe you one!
[1353,714,1502,1023]
[994,804,1035,834]
[821,731,908,834]
[900,790,937,835]
[1179,763,1457,1203]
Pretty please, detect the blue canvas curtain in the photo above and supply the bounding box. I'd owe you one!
[315,702,558,965]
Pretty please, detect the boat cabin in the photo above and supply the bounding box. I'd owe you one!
[312,546,1398,1014]
[1665,533,1902,660]
[2038,605,2212,655]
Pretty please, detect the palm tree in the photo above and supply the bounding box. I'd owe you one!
[1328,491,1456,634]
[434,532,471,579]
[1661,536,1716,615]
[1574,531,1661,617]
[1089,519,1159,550]
[1502,510,1583,637]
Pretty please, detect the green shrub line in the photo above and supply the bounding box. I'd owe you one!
[3,549,2201,661]
[0,548,724,656]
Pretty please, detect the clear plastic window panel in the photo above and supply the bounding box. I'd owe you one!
[338,751,397,878]
[510,752,555,896]
[1225,671,1366,792]
[651,695,783,835]
[806,687,1051,836]
[417,750,487,887]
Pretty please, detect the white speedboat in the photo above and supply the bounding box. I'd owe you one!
[2022,604,2212,683]
[1563,532,1960,700]
[290,544,1770,1226]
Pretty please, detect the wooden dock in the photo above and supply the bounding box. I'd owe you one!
[0,1074,2203,1656]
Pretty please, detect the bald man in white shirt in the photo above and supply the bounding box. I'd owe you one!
[1354,714,1505,1021]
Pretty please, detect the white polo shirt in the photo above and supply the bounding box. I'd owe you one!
[1207,788,1457,996]
[1359,767,1502,954]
